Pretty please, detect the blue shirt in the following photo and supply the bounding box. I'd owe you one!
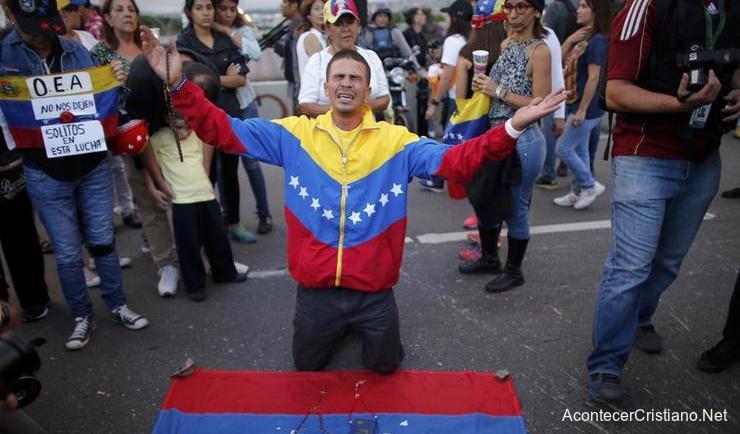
[567,33,608,119]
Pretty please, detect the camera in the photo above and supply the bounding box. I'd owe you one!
[676,46,739,92]
[0,333,43,409]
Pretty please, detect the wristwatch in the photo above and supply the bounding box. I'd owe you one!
[430,99,440,106]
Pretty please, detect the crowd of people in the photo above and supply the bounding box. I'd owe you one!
[0,2,738,431]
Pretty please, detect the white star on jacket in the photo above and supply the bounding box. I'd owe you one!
[289,176,300,189]
[310,198,320,211]
[349,211,362,225]
[299,187,309,199]
[322,209,334,220]
[390,183,404,197]
[379,193,389,207]
[363,203,376,217]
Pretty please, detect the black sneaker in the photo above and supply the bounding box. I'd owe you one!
[697,338,740,373]
[458,256,502,274]
[66,316,95,351]
[23,303,49,323]
[122,212,143,229]
[721,187,740,199]
[588,372,624,403]
[634,325,663,354]
[535,176,558,190]
[110,305,149,330]
[257,216,273,234]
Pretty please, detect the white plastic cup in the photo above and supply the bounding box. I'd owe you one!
[472,50,489,75]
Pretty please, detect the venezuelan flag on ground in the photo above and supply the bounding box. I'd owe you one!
[442,92,492,199]
[0,65,119,149]
[152,369,527,433]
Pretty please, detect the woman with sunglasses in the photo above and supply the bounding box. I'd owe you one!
[472,0,551,293]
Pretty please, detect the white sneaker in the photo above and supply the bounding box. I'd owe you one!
[553,192,579,207]
[110,305,149,330]
[234,261,250,274]
[574,181,606,210]
[157,265,179,297]
[84,267,100,288]
[66,316,95,350]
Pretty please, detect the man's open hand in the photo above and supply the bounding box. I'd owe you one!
[511,89,569,131]
[140,26,182,87]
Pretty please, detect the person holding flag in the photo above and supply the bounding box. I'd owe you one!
[0,0,148,351]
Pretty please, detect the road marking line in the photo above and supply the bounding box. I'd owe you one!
[249,269,289,279]
[415,220,612,244]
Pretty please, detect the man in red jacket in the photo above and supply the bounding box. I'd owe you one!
[141,26,566,373]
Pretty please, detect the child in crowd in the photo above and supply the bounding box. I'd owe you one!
[141,63,248,301]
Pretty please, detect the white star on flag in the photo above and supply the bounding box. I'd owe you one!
[457,133,464,141]
[379,193,389,207]
[310,198,320,211]
[322,209,334,220]
[299,187,309,199]
[289,176,300,189]
[349,211,362,225]
[390,183,404,197]
[363,203,376,217]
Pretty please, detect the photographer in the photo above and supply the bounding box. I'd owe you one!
[0,301,45,434]
[587,0,739,404]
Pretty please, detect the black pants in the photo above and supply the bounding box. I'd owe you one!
[292,285,404,374]
[0,190,49,313]
[723,270,740,341]
[218,152,241,225]
[171,200,236,295]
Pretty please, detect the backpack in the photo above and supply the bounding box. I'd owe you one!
[372,28,399,60]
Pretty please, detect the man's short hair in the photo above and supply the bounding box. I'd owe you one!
[183,62,220,102]
[326,49,371,85]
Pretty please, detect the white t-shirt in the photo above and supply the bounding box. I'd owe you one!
[296,28,327,83]
[440,34,466,99]
[542,27,565,120]
[73,30,98,51]
[298,46,390,107]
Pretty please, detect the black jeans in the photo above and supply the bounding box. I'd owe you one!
[292,285,404,374]
[0,189,49,314]
[723,270,740,341]
[171,200,236,295]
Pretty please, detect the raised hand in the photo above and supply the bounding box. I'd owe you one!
[140,25,182,87]
[511,88,569,131]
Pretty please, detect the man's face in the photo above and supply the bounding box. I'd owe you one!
[60,7,82,34]
[373,13,389,28]
[14,26,55,53]
[281,0,298,18]
[324,57,370,114]
[327,14,359,50]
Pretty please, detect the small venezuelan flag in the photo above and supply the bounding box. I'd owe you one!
[0,65,120,150]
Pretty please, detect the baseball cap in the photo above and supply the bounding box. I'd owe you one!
[441,0,474,22]
[8,0,67,36]
[324,0,360,24]
[57,0,86,10]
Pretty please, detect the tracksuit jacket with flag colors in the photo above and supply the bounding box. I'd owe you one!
[172,80,518,291]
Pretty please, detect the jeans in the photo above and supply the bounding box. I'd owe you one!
[506,126,546,240]
[587,153,721,376]
[240,101,271,219]
[540,113,558,182]
[24,160,127,318]
[292,285,404,374]
[556,116,601,190]
[172,200,237,295]
[110,155,135,215]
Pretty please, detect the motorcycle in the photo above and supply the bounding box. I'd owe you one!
[382,48,422,127]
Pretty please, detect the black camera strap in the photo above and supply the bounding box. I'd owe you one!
[704,0,726,49]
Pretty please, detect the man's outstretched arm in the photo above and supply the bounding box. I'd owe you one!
[408,90,568,182]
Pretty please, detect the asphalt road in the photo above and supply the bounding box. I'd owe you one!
[13,134,740,434]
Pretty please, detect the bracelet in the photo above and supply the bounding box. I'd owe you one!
[430,99,440,106]
[502,88,510,103]
[170,74,187,94]
[494,85,502,99]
